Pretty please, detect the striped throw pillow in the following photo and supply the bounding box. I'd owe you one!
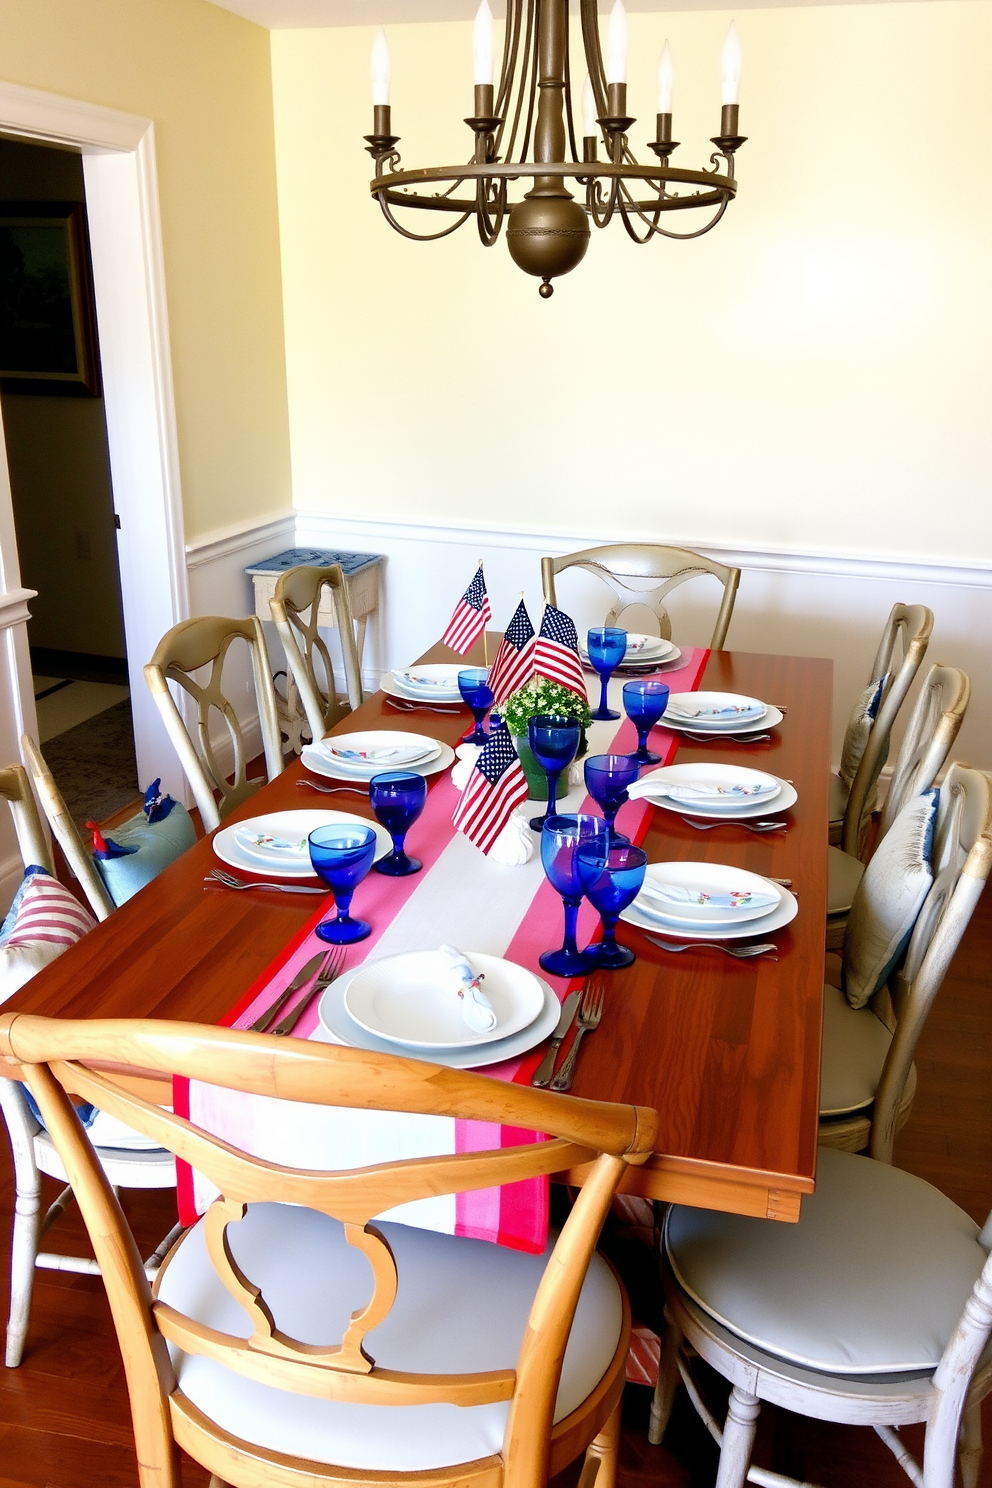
[0,867,97,1003]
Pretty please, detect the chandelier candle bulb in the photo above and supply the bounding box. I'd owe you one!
[582,74,597,138]
[605,0,629,85]
[658,40,674,113]
[721,21,741,105]
[473,0,495,86]
[371,27,391,107]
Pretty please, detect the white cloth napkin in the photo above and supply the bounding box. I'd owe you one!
[641,880,779,911]
[325,743,430,765]
[236,829,307,855]
[628,776,777,802]
[439,944,498,1033]
[666,700,764,720]
[397,671,458,691]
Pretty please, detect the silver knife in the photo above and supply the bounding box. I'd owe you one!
[250,952,328,1033]
[531,991,582,1087]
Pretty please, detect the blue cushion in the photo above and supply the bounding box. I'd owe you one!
[91,780,196,907]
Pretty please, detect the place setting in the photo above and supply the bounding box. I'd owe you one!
[580,628,683,680]
[380,662,466,712]
[660,690,784,744]
[627,760,796,833]
[300,728,456,785]
[619,860,798,959]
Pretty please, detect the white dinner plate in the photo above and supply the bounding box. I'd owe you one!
[621,884,799,940]
[581,632,674,663]
[663,692,767,731]
[343,949,546,1049]
[313,745,444,781]
[662,704,784,737]
[213,810,392,878]
[634,861,782,926]
[322,730,443,768]
[616,647,683,674]
[630,768,797,820]
[302,738,455,784]
[397,664,466,692]
[629,762,782,813]
[315,967,561,1068]
[382,672,463,704]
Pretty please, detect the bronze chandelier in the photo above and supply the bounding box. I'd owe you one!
[364,0,746,297]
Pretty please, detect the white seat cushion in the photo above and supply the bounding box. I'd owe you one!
[666,1147,988,1375]
[157,1202,623,1472]
[829,772,849,827]
[819,982,892,1116]
[827,846,865,917]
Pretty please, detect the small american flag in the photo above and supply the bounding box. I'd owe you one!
[487,599,536,703]
[442,564,492,655]
[533,604,587,698]
[452,724,529,854]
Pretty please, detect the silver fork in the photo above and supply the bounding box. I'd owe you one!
[205,868,327,894]
[385,699,462,715]
[645,934,778,960]
[296,779,369,796]
[270,945,347,1036]
[680,817,787,834]
[550,979,605,1092]
[682,731,772,744]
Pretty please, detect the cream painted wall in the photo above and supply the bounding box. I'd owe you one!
[0,0,292,542]
[272,3,992,564]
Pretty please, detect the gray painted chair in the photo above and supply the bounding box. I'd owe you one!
[541,544,740,650]
[144,615,284,833]
[269,563,364,749]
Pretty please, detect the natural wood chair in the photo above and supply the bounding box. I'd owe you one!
[269,563,364,750]
[652,1144,992,1487]
[19,733,115,921]
[0,1015,658,1488]
[0,768,177,1369]
[826,665,970,935]
[144,616,283,834]
[541,544,740,650]
[829,603,934,848]
[818,763,992,1160]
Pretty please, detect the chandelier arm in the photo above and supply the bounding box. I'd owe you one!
[373,160,735,192]
[579,0,608,121]
[518,0,541,166]
[377,195,474,240]
[503,0,535,164]
[563,13,579,164]
[494,0,523,158]
[475,176,508,245]
[617,188,661,244]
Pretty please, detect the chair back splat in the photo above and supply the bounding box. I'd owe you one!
[541,544,740,651]
[144,616,283,834]
[0,1016,657,1488]
[270,563,364,745]
[18,737,114,920]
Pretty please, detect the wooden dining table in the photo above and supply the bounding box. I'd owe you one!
[5,641,830,1224]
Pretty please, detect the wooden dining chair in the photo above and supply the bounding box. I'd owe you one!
[818,762,992,1161]
[0,766,177,1369]
[19,733,115,921]
[653,1144,992,1487]
[269,562,364,749]
[0,1014,657,1488]
[829,602,934,847]
[144,616,284,833]
[826,664,970,937]
[541,544,740,650]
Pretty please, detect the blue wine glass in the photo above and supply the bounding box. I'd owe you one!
[527,713,581,832]
[458,667,494,745]
[583,752,640,844]
[369,770,428,876]
[539,814,610,978]
[576,840,648,970]
[308,824,378,944]
[623,680,670,764]
[587,627,627,721]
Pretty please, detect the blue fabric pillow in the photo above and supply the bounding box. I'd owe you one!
[89,779,196,907]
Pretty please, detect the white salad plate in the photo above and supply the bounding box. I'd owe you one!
[383,665,464,702]
[581,632,675,663]
[302,734,455,784]
[629,763,784,815]
[324,731,442,767]
[342,949,546,1049]
[630,766,797,819]
[214,810,392,878]
[315,966,561,1069]
[634,861,782,926]
[662,704,784,737]
[663,692,768,732]
[621,882,799,941]
[616,646,683,673]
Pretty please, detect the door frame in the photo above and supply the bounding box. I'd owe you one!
[0,79,189,798]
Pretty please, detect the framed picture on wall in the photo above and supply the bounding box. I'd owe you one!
[0,200,102,396]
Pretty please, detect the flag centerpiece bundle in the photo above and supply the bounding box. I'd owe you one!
[442,563,492,655]
[533,603,586,698]
[488,598,536,704]
[452,723,530,855]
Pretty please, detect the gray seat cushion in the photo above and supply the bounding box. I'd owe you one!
[819,982,892,1116]
[666,1147,987,1375]
[829,772,849,828]
[827,846,865,917]
[156,1202,623,1472]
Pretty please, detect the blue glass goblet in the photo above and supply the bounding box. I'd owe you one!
[583,752,640,844]
[308,824,377,944]
[587,627,627,721]
[539,814,610,978]
[623,680,670,765]
[369,770,428,876]
[576,840,648,970]
[458,668,494,745]
[527,714,581,832]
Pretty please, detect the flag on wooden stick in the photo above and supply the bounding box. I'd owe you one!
[532,603,587,697]
[452,724,529,854]
[487,598,536,703]
[441,563,491,654]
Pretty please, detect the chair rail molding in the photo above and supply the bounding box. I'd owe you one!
[0,80,188,802]
[185,512,297,571]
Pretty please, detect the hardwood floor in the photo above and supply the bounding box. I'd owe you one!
[1,892,990,1488]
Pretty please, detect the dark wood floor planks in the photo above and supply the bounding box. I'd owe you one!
[0,896,989,1488]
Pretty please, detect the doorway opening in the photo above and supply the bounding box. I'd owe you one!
[0,134,138,828]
